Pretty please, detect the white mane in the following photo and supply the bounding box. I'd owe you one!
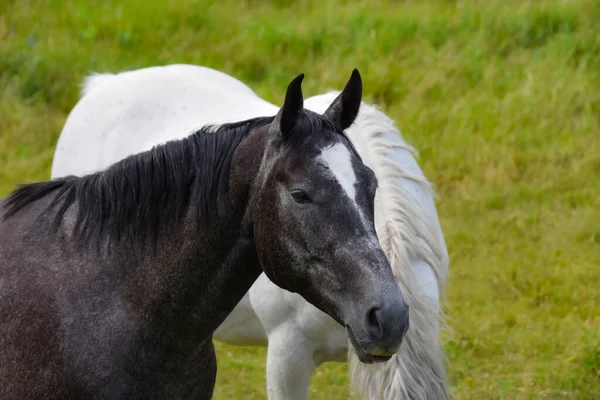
[338,95,450,399]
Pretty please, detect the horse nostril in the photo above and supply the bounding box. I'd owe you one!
[365,306,383,339]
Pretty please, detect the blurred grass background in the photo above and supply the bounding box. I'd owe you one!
[1,0,599,398]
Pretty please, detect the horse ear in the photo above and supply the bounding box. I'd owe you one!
[276,73,305,139]
[323,69,362,131]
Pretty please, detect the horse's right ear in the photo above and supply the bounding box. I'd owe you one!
[275,73,304,140]
[323,69,362,131]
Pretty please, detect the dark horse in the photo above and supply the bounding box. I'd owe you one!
[0,70,409,399]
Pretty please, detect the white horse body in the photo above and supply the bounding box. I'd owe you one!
[51,64,449,399]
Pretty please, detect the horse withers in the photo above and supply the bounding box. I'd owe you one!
[0,70,409,399]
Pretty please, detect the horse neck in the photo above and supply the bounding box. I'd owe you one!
[128,216,260,341]
[106,128,266,343]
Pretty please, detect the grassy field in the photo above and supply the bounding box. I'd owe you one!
[2,0,599,398]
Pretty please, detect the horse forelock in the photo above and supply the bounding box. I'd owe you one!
[254,109,357,189]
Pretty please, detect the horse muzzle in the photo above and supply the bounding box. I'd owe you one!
[345,296,410,364]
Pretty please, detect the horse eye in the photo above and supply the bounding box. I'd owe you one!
[291,189,311,204]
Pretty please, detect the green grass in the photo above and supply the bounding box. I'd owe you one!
[2,0,600,398]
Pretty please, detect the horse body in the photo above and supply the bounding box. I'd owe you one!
[2,71,410,398]
[0,131,263,399]
[0,191,249,399]
[51,64,450,399]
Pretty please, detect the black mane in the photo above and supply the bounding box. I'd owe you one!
[3,116,271,247]
[2,110,351,249]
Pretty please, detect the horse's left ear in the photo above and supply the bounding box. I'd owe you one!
[323,69,362,131]
[276,73,305,139]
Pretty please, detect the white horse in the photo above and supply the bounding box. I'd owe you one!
[50,64,450,400]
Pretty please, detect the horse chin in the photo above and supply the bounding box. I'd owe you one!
[345,326,393,364]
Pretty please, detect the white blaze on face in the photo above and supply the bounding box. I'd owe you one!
[319,142,380,250]
[319,142,357,203]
